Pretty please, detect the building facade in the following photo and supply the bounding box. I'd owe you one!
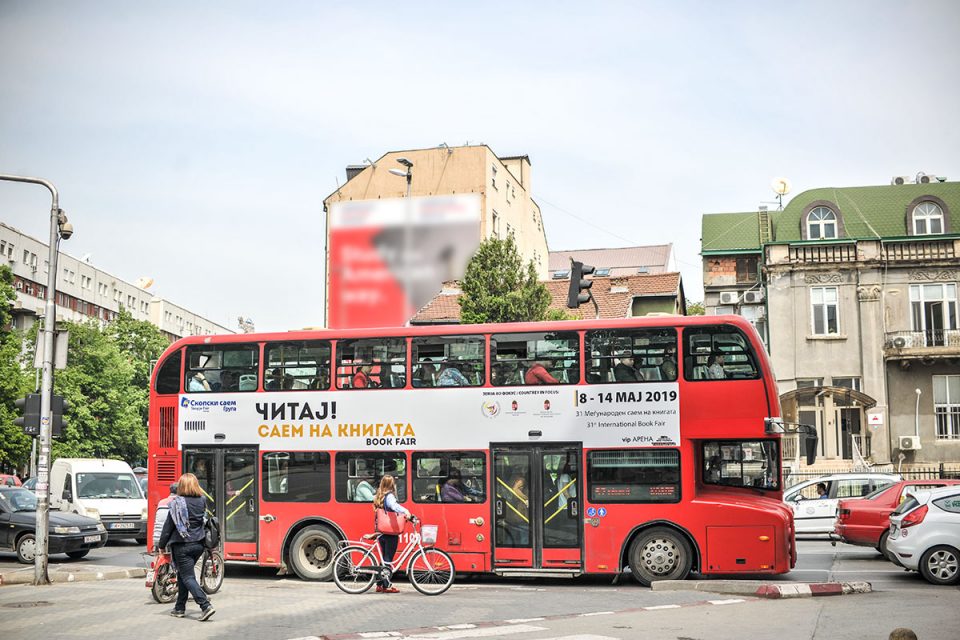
[323,145,549,329]
[702,180,959,466]
[1,221,232,340]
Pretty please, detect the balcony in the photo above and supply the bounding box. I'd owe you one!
[884,239,956,262]
[884,330,960,360]
[788,243,858,264]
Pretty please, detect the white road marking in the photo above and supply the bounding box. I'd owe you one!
[707,599,745,605]
[505,618,546,624]
[358,634,403,639]
[397,624,546,639]
[643,604,681,610]
[578,611,614,617]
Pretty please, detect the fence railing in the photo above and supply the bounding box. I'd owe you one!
[885,329,960,350]
[784,464,960,488]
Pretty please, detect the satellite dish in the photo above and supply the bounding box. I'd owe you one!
[135,277,154,289]
[771,177,792,196]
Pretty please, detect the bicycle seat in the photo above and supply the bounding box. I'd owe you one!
[362,533,381,540]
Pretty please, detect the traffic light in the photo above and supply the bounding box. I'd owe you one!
[14,393,41,436]
[51,394,69,438]
[567,260,595,309]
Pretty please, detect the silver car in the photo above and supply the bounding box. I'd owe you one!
[888,485,960,585]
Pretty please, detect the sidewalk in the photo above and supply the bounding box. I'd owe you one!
[0,562,146,585]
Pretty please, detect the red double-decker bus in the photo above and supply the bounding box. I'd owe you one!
[147,315,796,585]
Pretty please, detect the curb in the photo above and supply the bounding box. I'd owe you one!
[651,579,872,599]
[0,566,146,586]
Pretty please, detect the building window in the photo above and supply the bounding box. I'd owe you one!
[491,211,500,238]
[807,206,838,239]
[505,181,511,202]
[491,165,497,189]
[913,202,944,235]
[934,375,960,440]
[505,223,513,237]
[810,287,839,334]
[736,257,759,283]
[832,377,861,392]
[910,284,958,346]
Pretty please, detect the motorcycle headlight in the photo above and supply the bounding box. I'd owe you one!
[53,526,81,534]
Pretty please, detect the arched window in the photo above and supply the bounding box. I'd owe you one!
[912,202,944,235]
[806,207,837,239]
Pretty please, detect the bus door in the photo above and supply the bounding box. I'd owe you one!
[492,444,582,572]
[182,447,259,561]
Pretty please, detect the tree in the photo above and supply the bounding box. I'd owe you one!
[686,301,705,316]
[105,307,170,436]
[459,235,551,324]
[0,266,32,473]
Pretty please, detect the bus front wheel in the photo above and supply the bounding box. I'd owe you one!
[628,527,693,587]
[289,525,339,581]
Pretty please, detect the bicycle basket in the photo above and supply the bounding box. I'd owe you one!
[421,524,438,545]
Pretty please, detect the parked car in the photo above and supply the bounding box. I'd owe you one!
[21,477,37,492]
[783,472,901,535]
[0,474,22,487]
[0,487,107,563]
[887,485,960,585]
[834,479,960,555]
[138,476,148,497]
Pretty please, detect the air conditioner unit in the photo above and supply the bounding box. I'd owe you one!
[743,290,765,304]
[719,291,740,305]
[916,173,932,184]
[899,435,921,451]
[891,176,910,186]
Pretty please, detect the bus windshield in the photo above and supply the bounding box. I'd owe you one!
[702,440,779,491]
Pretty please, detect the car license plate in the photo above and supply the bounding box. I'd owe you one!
[84,535,101,543]
[110,522,135,529]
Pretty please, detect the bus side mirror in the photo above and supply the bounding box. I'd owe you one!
[804,435,818,466]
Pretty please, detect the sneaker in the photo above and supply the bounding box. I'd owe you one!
[381,586,399,593]
[170,610,185,618]
[375,585,384,593]
[199,607,216,622]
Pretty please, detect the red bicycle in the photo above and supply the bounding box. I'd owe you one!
[146,547,224,603]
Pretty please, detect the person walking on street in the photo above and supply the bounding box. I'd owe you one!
[373,475,411,593]
[151,483,178,551]
[158,473,216,621]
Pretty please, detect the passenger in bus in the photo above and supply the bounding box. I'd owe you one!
[557,463,576,509]
[354,475,376,502]
[525,359,558,385]
[707,354,727,379]
[613,354,643,382]
[282,374,296,390]
[216,370,237,392]
[437,362,469,387]
[352,364,374,388]
[659,346,678,380]
[265,368,283,390]
[440,469,482,502]
[188,371,211,392]
[413,358,437,387]
[373,475,411,593]
[706,455,722,483]
[504,474,529,545]
[492,363,519,386]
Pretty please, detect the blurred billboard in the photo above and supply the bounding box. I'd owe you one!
[327,194,481,329]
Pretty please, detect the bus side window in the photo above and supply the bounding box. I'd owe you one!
[585,328,677,384]
[335,453,407,502]
[490,331,579,386]
[264,340,331,391]
[682,326,760,382]
[412,452,486,503]
[155,350,182,394]
[411,335,485,388]
[335,338,406,390]
[184,344,259,393]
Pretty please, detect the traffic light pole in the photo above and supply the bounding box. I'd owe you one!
[0,174,62,586]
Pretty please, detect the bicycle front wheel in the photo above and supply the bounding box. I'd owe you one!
[152,563,177,603]
[408,548,455,596]
[198,550,224,594]
[332,545,378,595]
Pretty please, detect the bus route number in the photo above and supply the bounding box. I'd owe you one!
[578,390,678,405]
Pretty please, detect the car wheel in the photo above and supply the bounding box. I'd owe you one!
[16,533,37,564]
[289,525,339,581]
[628,527,693,587]
[66,550,89,560]
[877,530,892,561]
[919,545,960,586]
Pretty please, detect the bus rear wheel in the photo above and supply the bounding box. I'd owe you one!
[289,525,338,581]
[628,527,693,587]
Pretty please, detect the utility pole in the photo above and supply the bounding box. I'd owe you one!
[0,174,72,585]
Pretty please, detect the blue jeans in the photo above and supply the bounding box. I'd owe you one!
[173,541,210,611]
[378,534,399,587]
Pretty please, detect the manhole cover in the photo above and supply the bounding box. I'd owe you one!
[4,601,53,608]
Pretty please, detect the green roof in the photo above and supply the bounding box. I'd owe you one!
[701,211,761,253]
[773,182,960,242]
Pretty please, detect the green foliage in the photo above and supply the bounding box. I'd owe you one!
[544,308,577,321]
[686,301,705,316]
[459,235,552,324]
[0,266,32,472]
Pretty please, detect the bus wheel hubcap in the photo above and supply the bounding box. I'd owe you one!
[641,538,678,575]
[305,538,330,567]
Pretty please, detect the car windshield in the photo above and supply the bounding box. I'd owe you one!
[863,484,894,500]
[76,472,143,499]
[0,488,38,512]
[893,495,919,516]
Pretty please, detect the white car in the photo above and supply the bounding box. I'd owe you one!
[783,472,901,535]
[887,485,960,585]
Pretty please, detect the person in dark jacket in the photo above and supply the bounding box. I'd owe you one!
[158,473,216,621]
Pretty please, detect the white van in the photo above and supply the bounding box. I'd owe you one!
[49,458,148,542]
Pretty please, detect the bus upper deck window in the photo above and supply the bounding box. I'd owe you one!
[683,326,760,381]
[155,350,182,395]
[184,344,260,393]
[336,338,406,390]
[411,335,485,388]
[264,341,331,391]
[490,331,579,386]
[585,328,677,384]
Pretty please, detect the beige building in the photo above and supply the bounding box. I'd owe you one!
[1,221,232,340]
[702,179,960,468]
[322,145,549,328]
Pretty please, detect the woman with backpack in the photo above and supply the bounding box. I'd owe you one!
[158,472,216,621]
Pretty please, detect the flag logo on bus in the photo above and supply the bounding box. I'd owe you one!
[481,401,501,418]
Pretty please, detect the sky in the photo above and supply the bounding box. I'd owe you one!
[2,1,958,332]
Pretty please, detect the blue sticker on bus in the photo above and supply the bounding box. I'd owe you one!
[597,507,607,518]
[587,507,597,517]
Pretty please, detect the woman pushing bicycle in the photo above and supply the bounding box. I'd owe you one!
[373,474,411,593]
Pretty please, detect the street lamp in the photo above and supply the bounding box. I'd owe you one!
[388,158,413,321]
[0,173,72,586]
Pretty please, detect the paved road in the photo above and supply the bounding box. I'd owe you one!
[2,540,957,639]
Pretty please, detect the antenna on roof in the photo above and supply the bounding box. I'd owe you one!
[771,177,792,210]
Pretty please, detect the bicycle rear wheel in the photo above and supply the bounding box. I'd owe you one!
[332,545,378,594]
[151,563,177,603]
[197,549,224,594]
[408,548,454,596]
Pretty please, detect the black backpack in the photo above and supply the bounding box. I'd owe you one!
[203,516,221,549]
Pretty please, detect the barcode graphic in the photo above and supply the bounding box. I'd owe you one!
[184,420,206,431]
